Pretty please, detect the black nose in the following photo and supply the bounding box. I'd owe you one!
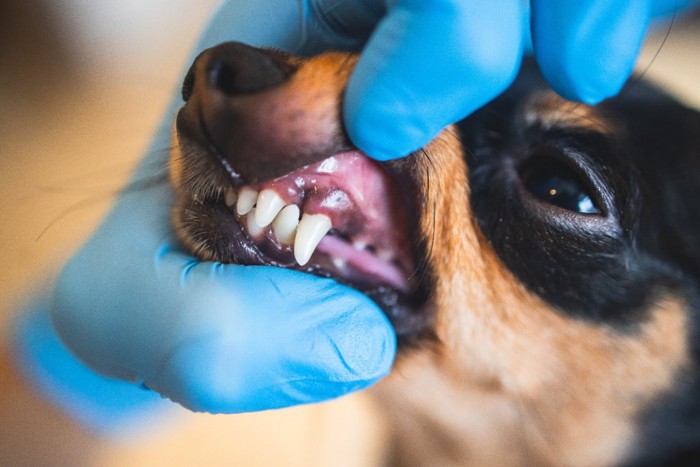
[182,42,294,101]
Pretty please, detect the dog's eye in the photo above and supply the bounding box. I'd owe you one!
[520,156,601,215]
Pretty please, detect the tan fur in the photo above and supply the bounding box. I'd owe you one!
[227,52,355,153]
[170,51,691,466]
[522,91,616,135]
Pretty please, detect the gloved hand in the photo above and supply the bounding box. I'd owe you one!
[337,0,697,159]
[49,0,693,415]
[49,1,399,415]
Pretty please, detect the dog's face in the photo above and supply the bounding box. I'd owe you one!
[170,43,700,465]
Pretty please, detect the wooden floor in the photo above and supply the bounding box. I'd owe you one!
[0,3,698,466]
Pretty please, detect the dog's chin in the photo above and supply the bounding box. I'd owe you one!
[172,143,433,341]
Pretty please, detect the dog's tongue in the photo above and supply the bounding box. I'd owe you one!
[233,151,415,292]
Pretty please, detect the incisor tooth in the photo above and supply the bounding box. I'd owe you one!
[255,189,285,227]
[236,187,258,215]
[294,213,332,266]
[272,204,300,245]
[224,188,237,207]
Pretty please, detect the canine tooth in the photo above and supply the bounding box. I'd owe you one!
[236,187,258,215]
[246,208,265,238]
[224,189,237,207]
[272,204,300,245]
[255,189,285,227]
[294,213,332,266]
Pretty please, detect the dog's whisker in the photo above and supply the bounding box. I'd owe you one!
[628,0,678,89]
[406,148,437,285]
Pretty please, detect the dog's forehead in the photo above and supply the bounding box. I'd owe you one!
[520,90,615,136]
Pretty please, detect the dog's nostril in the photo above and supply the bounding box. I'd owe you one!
[182,66,195,102]
[209,61,248,95]
[206,42,293,96]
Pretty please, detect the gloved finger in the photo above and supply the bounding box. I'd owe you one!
[531,0,651,104]
[52,215,396,413]
[343,0,525,160]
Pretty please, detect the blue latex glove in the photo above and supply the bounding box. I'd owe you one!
[48,0,693,416]
[339,0,697,159]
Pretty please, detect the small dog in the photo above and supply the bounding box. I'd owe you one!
[169,42,700,466]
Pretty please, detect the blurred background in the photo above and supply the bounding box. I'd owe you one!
[0,1,698,465]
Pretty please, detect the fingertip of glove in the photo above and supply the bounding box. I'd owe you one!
[345,115,423,161]
[532,1,648,106]
[341,89,407,160]
[343,84,446,161]
[286,274,398,383]
[537,55,629,106]
[330,297,397,380]
[344,24,522,161]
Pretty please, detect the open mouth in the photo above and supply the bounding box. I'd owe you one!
[175,140,430,338]
[223,151,416,292]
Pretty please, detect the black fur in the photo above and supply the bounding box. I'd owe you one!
[462,61,698,326]
[462,60,700,463]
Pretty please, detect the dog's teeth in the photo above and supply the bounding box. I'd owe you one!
[353,241,367,251]
[224,188,237,207]
[294,213,332,266]
[255,189,285,227]
[246,208,265,238]
[236,187,258,215]
[272,204,300,245]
